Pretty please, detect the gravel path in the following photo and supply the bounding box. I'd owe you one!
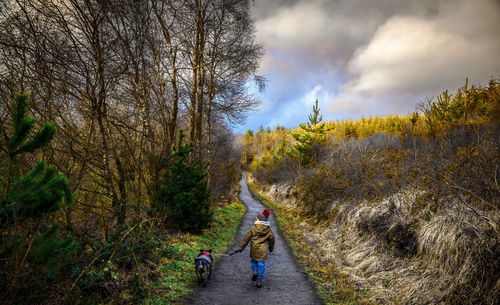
[185,172,322,305]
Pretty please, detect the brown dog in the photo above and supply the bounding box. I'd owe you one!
[194,249,213,287]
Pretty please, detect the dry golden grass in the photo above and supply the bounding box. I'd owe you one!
[248,179,375,305]
[249,175,499,304]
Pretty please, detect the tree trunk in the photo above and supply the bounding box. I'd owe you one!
[195,13,205,154]
[167,45,179,152]
[189,41,199,144]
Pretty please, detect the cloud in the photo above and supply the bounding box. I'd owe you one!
[240,0,500,132]
[349,9,500,95]
[256,1,334,49]
[303,84,333,107]
[266,84,334,128]
[324,0,500,119]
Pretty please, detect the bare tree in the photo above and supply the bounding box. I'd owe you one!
[0,0,263,230]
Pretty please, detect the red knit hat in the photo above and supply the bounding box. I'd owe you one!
[257,208,271,221]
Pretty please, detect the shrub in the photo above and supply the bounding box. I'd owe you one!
[155,132,212,233]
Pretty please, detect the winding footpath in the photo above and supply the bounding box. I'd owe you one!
[185,172,322,305]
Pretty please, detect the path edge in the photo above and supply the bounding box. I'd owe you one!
[244,172,325,305]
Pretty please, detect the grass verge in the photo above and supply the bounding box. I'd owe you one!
[144,199,246,305]
[247,181,373,305]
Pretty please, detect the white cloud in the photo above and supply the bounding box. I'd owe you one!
[256,1,333,49]
[325,0,500,118]
[349,14,500,94]
[267,84,334,127]
[303,84,333,107]
[246,0,500,130]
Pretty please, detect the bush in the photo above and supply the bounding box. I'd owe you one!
[155,134,212,233]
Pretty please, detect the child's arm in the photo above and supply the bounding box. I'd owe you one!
[268,230,275,252]
[237,228,253,252]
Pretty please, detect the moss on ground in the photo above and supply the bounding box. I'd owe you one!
[144,200,246,305]
[247,181,374,305]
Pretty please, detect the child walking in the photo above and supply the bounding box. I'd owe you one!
[235,208,275,288]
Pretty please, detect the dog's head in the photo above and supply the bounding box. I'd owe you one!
[196,263,207,273]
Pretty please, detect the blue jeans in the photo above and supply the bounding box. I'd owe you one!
[250,259,266,280]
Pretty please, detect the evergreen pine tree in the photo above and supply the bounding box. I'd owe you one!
[155,131,212,233]
[0,93,71,224]
[0,93,75,279]
[289,99,329,165]
[29,224,78,279]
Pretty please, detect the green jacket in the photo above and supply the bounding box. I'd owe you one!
[238,221,275,261]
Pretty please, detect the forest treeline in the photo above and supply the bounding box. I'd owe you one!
[244,80,499,304]
[0,0,261,304]
[246,80,499,211]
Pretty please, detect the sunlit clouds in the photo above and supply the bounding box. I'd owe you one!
[239,0,500,132]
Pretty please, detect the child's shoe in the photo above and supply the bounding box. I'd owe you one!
[252,273,258,281]
[256,280,262,288]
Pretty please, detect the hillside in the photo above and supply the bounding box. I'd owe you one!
[243,80,500,304]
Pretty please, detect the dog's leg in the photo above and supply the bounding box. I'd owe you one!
[203,265,209,287]
[195,264,204,284]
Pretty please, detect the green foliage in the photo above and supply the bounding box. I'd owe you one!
[420,79,499,136]
[343,121,358,138]
[245,129,253,137]
[304,98,323,126]
[20,122,56,153]
[146,200,245,304]
[289,99,328,165]
[0,94,70,223]
[410,112,419,126]
[4,94,56,154]
[9,94,35,149]
[246,80,500,178]
[242,129,255,166]
[130,273,147,302]
[275,137,289,161]
[0,93,74,302]
[29,224,79,279]
[4,161,72,219]
[155,131,212,232]
[275,125,285,131]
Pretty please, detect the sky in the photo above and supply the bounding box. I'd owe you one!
[235,0,500,132]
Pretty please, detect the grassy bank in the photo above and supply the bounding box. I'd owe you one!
[145,200,246,305]
[247,181,372,305]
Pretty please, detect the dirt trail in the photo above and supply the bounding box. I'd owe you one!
[185,172,322,305]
